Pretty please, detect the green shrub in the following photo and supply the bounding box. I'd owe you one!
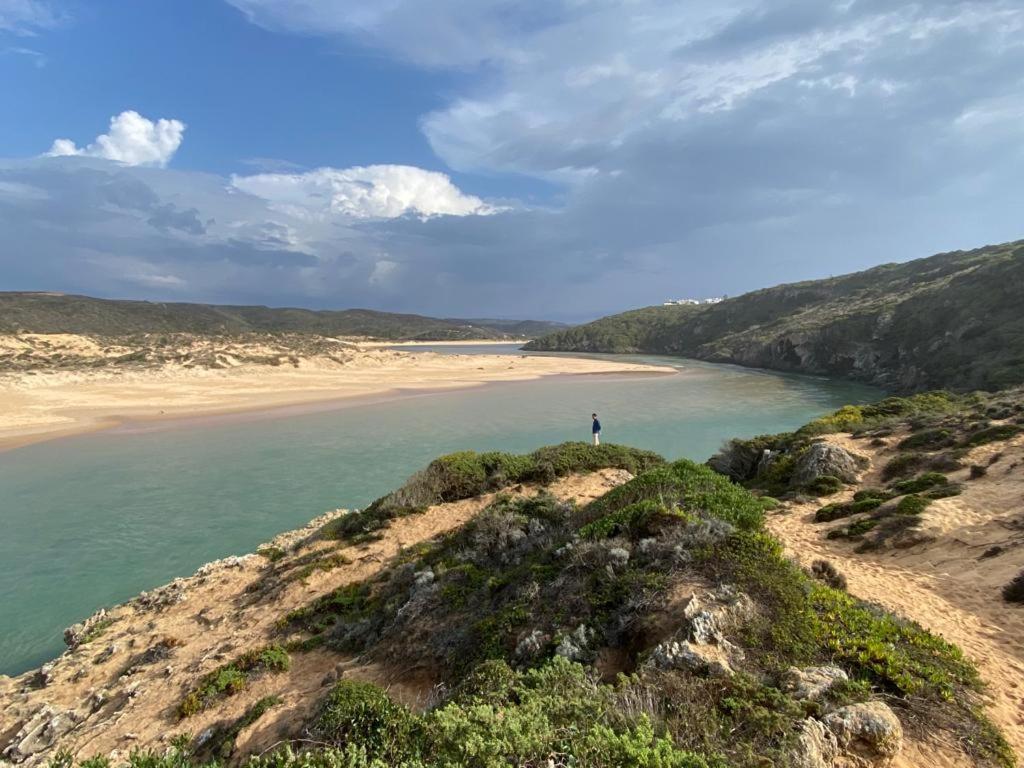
[579,499,676,540]
[852,488,893,503]
[311,680,417,761]
[962,424,1022,447]
[898,428,954,451]
[882,453,926,481]
[1003,569,1024,604]
[895,495,931,516]
[804,475,844,496]
[814,497,882,523]
[891,472,948,494]
[179,646,290,718]
[924,484,962,500]
[322,443,664,543]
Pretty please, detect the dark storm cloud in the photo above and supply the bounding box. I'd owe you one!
[3,1,1024,319]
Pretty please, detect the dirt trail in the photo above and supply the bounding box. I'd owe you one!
[767,432,1024,764]
[0,469,633,765]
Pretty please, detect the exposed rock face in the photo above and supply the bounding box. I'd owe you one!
[824,702,904,765]
[63,610,109,650]
[2,706,81,763]
[790,718,840,768]
[554,625,595,662]
[649,588,753,677]
[783,666,849,701]
[790,443,868,488]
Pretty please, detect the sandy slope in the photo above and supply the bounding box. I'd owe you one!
[767,432,1024,765]
[0,469,635,766]
[0,334,671,450]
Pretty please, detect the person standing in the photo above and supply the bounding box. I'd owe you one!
[591,413,602,445]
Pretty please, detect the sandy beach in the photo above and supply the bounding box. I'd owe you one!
[0,334,672,451]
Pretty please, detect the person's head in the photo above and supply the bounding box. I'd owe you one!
[592,413,598,419]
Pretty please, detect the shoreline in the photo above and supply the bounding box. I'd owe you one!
[0,353,675,453]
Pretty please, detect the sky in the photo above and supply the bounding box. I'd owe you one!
[1,1,1023,321]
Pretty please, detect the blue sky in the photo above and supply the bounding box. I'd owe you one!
[2,1,1023,320]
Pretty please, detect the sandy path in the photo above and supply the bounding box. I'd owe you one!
[767,433,1024,764]
[0,340,672,451]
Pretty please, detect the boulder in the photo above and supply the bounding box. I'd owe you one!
[649,587,752,677]
[650,639,735,677]
[824,702,903,764]
[2,705,80,763]
[707,439,766,482]
[791,443,868,488]
[783,666,849,701]
[555,625,594,662]
[789,718,840,768]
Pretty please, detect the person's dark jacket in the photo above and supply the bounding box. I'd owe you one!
[592,419,602,434]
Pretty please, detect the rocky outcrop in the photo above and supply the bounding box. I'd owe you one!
[824,702,903,765]
[791,718,840,768]
[3,706,81,763]
[783,665,849,701]
[649,588,753,677]
[790,442,868,488]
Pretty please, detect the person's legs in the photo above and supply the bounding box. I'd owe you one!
[593,432,600,446]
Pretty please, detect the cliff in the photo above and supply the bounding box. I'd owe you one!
[526,240,1024,392]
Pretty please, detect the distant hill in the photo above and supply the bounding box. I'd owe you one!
[0,293,568,341]
[527,240,1024,392]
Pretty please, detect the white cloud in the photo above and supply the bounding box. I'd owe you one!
[0,0,62,34]
[47,111,186,168]
[231,164,499,220]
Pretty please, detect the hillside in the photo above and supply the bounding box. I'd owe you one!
[0,293,567,341]
[2,432,1019,768]
[526,240,1024,392]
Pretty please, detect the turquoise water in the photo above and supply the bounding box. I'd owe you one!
[0,353,880,676]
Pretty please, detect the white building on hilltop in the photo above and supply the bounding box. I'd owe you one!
[663,296,725,306]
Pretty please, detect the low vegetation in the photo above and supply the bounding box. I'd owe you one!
[528,240,1024,392]
[319,442,664,544]
[276,456,1010,767]
[0,292,565,340]
[178,646,291,718]
[49,424,1018,768]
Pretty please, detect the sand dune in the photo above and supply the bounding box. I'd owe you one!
[768,430,1024,765]
[0,333,672,450]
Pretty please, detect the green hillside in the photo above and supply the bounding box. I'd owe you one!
[527,240,1024,392]
[0,293,567,341]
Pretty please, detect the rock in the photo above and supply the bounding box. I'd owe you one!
[790,443,868,488]
[63,609,109,650]
[195,728,215,747]
[789,718,840,768]
[94,643,120,665]
[648,587,753,678]
[824,702,903,764]
[783,666,849,701]
[515,629,548,659]
[2,705,80,763]
[413,570,435,589]
[685,588,754,645]
[707,439,766,483]
[133,579,188,611]
[194,554,254,578]
[32,663,55,689]
[87,688,109,712]
[555,625,594,662]
[650,639,735,677]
